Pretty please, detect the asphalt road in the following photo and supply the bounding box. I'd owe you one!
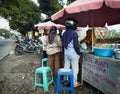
[0,39,15,60]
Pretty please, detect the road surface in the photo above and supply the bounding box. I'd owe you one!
[0,39,15,60]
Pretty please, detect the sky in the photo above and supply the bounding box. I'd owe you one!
[32,0,39,6]
[0,17,10,30]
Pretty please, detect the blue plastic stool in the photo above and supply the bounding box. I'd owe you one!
[56,68,74,94]
[34,67,54,92]
[42,58,48,67]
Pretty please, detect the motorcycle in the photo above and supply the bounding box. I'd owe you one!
[15,40,40,55]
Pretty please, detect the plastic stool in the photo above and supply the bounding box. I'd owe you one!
[42,58,48,67]
[34,67,54,92]
[56,68,74,94]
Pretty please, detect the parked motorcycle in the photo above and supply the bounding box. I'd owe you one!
[15,40,40,55]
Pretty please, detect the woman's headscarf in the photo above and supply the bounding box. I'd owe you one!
[48,26,57,44]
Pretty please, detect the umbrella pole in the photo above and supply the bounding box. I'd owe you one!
[91,13,94,52]
[91,27,94,52]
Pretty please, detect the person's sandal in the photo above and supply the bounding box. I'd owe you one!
[74,83,80,88]
[63,82,70,87]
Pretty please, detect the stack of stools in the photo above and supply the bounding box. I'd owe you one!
[34,58,54,92]
[56,68,74,94]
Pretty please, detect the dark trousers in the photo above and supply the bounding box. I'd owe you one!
[42,50,47,58]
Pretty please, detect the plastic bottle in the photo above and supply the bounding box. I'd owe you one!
[114,43,118,52]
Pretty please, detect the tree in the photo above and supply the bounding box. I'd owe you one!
[0,0,41,35]
[68,0,75,3]
[38,0,62,17]
[58,0,75,7]
[0,29,10,38]
[38,0,76,18]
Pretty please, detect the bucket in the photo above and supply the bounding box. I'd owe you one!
[94,47,113,57]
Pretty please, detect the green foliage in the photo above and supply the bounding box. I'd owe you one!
[0,29,10,38]
[38,0,62,17]
[68,0,75,3]
[0,0,41,35]
[113,32,120,38]
[58,0,75,7]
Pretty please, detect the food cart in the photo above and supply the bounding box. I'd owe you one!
[81,53,120,94]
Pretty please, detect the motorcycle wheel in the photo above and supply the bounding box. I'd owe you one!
[34,47,40,55]
[15,46,24,55]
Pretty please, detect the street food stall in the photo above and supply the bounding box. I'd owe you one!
[80,28,120,94]
[51,0,120,93]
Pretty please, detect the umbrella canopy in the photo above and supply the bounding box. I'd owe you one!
[51,0,120,27]
[37,21,65,30]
